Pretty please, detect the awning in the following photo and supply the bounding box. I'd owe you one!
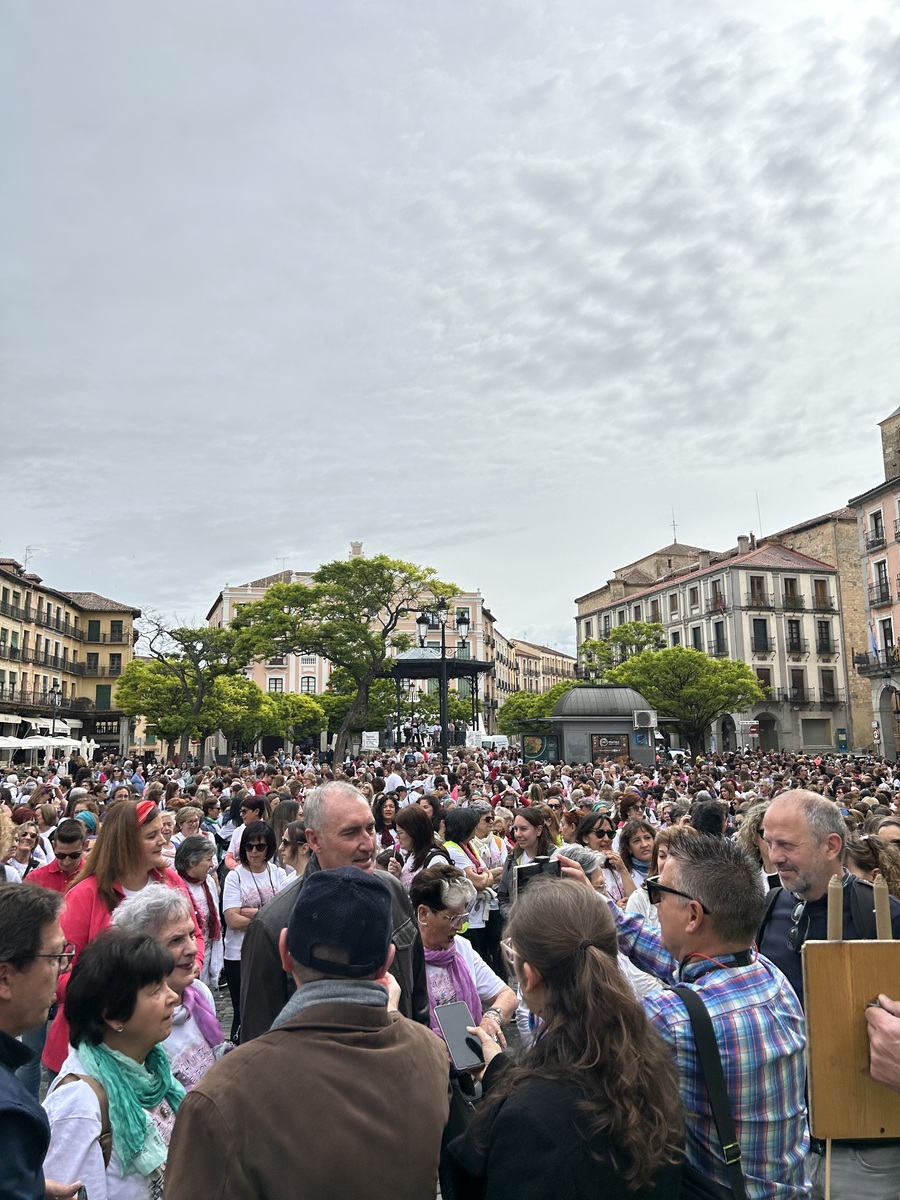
[0,713,23,725]
[27,717,70,734]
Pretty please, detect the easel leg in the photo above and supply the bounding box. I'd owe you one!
[824,1138,831,1200]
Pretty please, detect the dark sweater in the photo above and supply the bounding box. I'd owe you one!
[0,1030,50,1200]
[446,1057,681,1200]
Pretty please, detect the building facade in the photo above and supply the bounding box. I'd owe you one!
[575,537,853,754]
[0,559,140,757]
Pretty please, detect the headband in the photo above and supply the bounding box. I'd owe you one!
[136,799,156,825]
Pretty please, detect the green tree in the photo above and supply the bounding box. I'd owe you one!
[233,555,457,761]
[605,645,764,759]
[580,621,666,681]
[116,619,252,762]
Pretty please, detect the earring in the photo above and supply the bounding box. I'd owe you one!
[116,1024,124,1032]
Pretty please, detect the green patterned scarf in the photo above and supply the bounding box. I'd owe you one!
[76,1041,185,1177]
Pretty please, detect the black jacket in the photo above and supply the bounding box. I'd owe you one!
[0,1030,50,1200]
[446,1056,681,1200]
[239,858,429,1042]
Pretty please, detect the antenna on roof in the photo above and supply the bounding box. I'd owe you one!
[671,508,678,543]
[276,556,288,572]
[755,492,763,536]
[24,544,36,570]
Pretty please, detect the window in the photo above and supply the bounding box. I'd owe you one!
[457,643,471,659]
[813,579,831,608]
[110,620,124,642]
[881,618,894,656]
[755,668,772,692]
[0,588,7,606]
[749,576,767,605]
[300,676,316,693]
[617,610,625,626]
[602,614,611,636]
[787,618,802,653]
[816,621,832,653]
[0,628,6,644]
[790,669,806,701]
[820,668,836,700]
[783,577,803,609]
[671,632,681,646]
[458,678,471,699]
[871,510,885,541]
[713,621,726,655]
[95,684,112,709]
[632,604,642,622]
[752,618,769,653]
[691,626,702,650]
[87,621,101,643]
[300,655,316,665]
[583,620,592,640]
[267,678,284,692]
[689,587,699,609]
[649,599,660,622]
[669,593,679,614]
[109,654,122,674]
[86,653,99,671]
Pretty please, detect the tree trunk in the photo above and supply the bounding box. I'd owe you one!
[333,689,368,765]
[179,730,191,765]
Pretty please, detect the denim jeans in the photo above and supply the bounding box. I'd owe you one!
[809,1142,900,1200]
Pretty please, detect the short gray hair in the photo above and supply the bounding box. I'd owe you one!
[666,831,764,945]
[111,883,192,938]
[771,791,845,846]
[470,800,493,819]
[303,781,370,835]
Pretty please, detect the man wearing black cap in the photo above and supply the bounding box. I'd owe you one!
[165,868,449,1200]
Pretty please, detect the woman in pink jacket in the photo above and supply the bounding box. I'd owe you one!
[44,798,205,1075]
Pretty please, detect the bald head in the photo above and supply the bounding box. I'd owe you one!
[762,790,845,900]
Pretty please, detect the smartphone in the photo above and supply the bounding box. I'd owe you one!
[434,1001,484,1072]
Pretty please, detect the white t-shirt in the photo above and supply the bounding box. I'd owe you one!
[426,933,505,1011]
[164,980,226,1090]
[43,1048,176,1200]
[222,863,288,959]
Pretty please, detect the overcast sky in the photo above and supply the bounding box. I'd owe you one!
[4,0,900,654]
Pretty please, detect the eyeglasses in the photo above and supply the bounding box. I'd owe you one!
[500,938,519,972]
[546,802,562,811]
[24,941,76,973]
[429,907,468,928]
[593,828,614,840]
[54,850,83,861]
[787,901,808,952]
[245,841,268,851]
[644,875,711,913]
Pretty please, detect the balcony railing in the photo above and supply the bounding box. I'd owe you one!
[0,599,29,622]
[869,582,892,607]
[818,689,845,706]
[895,517,900,541]
[866,529,887,551]
[0,686,80,710]
[779,687,812,705]
[853,649,900,675]
[82,663,123,677]
[751,637,775,654]
[811,592,835,611]
[746,592,774,609]
[705,597,729,616]
[32,612,85,640]
[816,638,835,655]
[786,638,809,657]
[782,594,806,610]
[707,641,729,658]
[0,643,21,662]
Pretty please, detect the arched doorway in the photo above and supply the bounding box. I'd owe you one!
[877,686,899,760]
[757,712,779,753]
[720,715,736,753]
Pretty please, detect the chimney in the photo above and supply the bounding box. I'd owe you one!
[750,532,757,550]
[699,551,710,570]
[879,408,900,480]
[349,541,363,559]
[737,535,750,556]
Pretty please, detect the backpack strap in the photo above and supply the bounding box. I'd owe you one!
[756,884,784,944]
[58,1073,112,1167]
[671,985,749,1200]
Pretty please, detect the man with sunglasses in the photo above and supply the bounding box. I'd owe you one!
[23,821,85,896]
[758,791,900,1199]
[581,831,808,1199]
[0,884,82,1200]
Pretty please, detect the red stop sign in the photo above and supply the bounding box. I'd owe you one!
[749,723,759,735]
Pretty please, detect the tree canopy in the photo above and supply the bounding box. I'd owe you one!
[580,621,666,680]
[605,645,764,758]
[497,680,579,736]
[232,554,458,761]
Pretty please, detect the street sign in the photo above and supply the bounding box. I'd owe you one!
[749,722,759,735]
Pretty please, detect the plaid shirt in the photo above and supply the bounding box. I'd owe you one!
[612,905,810,1200]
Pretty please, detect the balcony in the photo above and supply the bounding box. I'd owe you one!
[782,594,806,611]
[780,687,812,706]
[751,637,775,655]
[0,599,29,622]
[746,592,774,609]
[811,592,835,612]
[866,528,887,551]
[869,582,892,607]
[818,689,845,706]
[705,597,729,616]
[786,638,809,658]
[816,638,836,656]
[707,640,729,658]
[82,663,122,677]
[853,649,899,676]
[0,686,80,711]
[895,517,900,541]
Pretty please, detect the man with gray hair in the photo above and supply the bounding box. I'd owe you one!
[589,831,809,1199]
[759,790,900,1199]
[239,781,427,1041]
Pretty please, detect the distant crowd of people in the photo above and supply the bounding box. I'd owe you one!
[2,743,900,1199]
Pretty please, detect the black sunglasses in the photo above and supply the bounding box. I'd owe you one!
[245,841,268,851]
[644,875,710,914]
[54,850,83,861]
[787,900,807,952]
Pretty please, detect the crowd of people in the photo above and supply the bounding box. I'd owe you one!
[2,742,900,1199]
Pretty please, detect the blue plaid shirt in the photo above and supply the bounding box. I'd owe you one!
[611,904,810,1200]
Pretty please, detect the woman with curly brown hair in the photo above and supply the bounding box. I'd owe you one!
[446,877,683,1198]
[844,833,900,898]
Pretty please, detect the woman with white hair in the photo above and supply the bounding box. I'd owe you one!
[112,883,228,1089]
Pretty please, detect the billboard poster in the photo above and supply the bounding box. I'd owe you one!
[523,734,559,763]
[591,733,630,764]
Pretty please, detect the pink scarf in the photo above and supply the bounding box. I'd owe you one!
[424,945,483,1037]
[181,983,224,1047]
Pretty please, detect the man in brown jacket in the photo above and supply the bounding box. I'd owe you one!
[165,867,449,1200]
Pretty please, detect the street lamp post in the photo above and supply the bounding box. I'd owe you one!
[49,682,61,740]
[416,600,470,766]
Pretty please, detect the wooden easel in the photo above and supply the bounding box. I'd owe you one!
[802,875,900,1199]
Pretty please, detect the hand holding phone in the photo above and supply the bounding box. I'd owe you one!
[434,1001,484,1072]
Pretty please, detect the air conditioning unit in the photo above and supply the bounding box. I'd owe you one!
[633,710,658,730]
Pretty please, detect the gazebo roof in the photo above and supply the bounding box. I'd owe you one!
[388,648,494,681]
